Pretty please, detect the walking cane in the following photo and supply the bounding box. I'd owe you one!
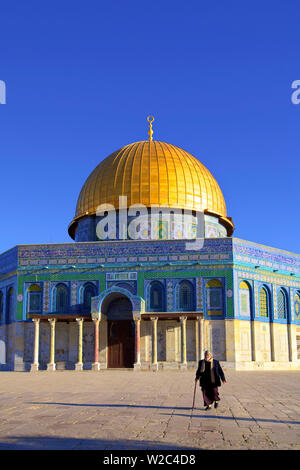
[191,379,197,416]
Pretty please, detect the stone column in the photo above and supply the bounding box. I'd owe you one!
[270,322,275,362]
[151,316,158,371]
[250,319,256,362]
[287,323,294,362]
[134,317,141,371]
[92,318,100,371]
[195,316,200,364]
[75,318,84,371]
[180,316,187,369]
[30,318,40,372]
[199,317,205,359]
[47,318,56,371]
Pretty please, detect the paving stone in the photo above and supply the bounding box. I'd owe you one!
[0,370,299,449]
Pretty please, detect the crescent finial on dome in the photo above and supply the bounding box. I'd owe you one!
[147,115,155,141]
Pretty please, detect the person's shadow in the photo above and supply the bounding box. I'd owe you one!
[28,402,300,425]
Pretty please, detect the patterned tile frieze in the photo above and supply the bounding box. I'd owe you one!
[254,283,259,318]
[12,238,300,282]
[235,265,300,287]
[167,280,174,310]
[272,284,277,320]
[71,281,78,306]
[196,278,203,311]
[15,238,234,265]
[0,247,18,277]
[43,281,50,313]
[233,238,300,274]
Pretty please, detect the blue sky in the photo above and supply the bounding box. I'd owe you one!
[0,0,299,254]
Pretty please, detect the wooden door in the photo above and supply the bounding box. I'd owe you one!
[108,320,135,368]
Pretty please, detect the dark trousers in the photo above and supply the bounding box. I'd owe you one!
[202,386,220,406]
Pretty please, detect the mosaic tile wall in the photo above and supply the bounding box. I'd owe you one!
[15,238,233,267]
[233,238,300,275]
[0,247,18,277]
[0,237,299,325]
[234,264,300,323]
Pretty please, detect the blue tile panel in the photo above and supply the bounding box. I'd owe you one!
[0,237,299,324]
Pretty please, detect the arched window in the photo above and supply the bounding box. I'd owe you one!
[239,281,251,316]
[83,283,97,310]
[277,289,288,320]
[259,287,269,318]
[178,280,194,311]
[149,281,164,311]
[205,279,223,315]
[27,284,42,313]
[0,291,3,322]
[55,284,69,313]
[6,287,14,323]
[295,292,300,320]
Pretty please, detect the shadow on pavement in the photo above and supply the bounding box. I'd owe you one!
[28,402,300,426]
[29,402,191,410]
[0,436,198,450]
[163,411,300,425]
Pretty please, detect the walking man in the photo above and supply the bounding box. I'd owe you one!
[195,350,226,410]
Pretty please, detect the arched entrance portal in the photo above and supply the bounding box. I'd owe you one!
[104,294,135,368]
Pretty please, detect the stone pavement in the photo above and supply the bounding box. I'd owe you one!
[0,368,299,450]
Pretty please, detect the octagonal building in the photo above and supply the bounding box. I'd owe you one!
[0,121,299,371]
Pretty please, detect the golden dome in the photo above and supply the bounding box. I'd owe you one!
[68,140,234,239]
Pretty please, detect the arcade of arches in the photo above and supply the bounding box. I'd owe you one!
[29,291,208,371]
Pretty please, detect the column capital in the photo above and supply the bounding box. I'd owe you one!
[48,317,56,324]
[150,316,158,322]
[92,312,101,322]
[76,317,84,324]
[133,311,141,321]
[32,317,40,324]
[180,316,188,322]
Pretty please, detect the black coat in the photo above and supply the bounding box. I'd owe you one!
[196,359,226,388]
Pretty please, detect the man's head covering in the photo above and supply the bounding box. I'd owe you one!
[204,350,213,363]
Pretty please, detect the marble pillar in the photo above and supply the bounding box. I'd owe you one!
[180,316,187,369]
[151,316,158,371]
[134,318,141,370]
[92,318,101,371]
[30,318,40,372]
[75,318,84,371]
[47,318,56,371]
[195,316,200,364]
[199,318,205,359]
